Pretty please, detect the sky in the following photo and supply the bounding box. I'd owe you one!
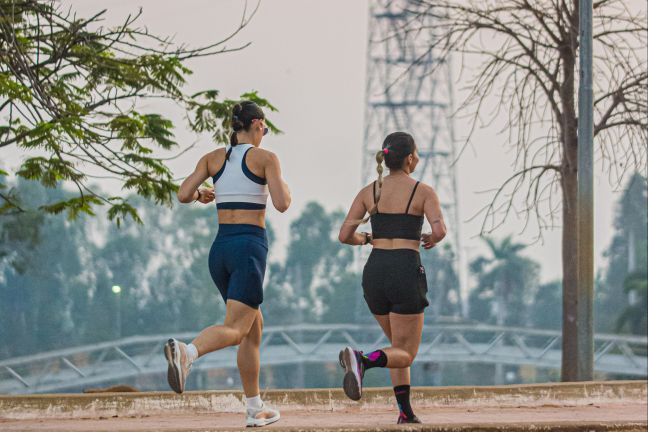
[2,0,634,285]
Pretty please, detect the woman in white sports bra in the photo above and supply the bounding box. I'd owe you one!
[164,101,291,427]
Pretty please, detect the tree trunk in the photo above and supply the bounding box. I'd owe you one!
[560,2,580,381]
[561,162,579,381]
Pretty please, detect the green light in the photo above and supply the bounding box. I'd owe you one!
[111,285,122,294]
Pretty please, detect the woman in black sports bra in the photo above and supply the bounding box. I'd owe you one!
[337,132,447,424]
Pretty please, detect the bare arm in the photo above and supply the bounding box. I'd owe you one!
[421,186,447,248]
[264,152,291,213]
[177,155,213,203]
[338,188,371,246]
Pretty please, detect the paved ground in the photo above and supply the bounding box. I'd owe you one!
[1,403,646,431]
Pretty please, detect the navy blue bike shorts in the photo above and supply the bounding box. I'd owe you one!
[208,223,268,309]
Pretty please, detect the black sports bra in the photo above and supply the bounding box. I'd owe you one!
[370,181,424,241]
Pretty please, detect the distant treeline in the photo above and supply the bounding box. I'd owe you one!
[0,174,645,360]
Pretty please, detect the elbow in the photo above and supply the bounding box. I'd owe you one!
[338,231,352,245]
[273,196,291,213]
[177,190,193,204]
[274,202,289,213]
[274,199,290,213]
[435,227,447,243]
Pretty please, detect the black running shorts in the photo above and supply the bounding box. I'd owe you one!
[362,248,429,315]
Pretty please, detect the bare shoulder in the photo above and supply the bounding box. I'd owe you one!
[204,147,226,160]
[418,182,440,200]
[205,148,226,173]
[249,147,279,164]
[361,181,375,194]
[358,181,376,203]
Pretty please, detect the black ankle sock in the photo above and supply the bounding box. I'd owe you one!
[361,350,387,370]
[394,385,415,419]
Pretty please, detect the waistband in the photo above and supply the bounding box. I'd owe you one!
[216,223,266,240]
[369,248,420,259]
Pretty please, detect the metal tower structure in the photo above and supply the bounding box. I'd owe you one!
[360,0,467,317]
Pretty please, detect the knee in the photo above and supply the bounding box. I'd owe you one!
[227,327,247,346]
[408,353,416,366]
[392,344,417,366]
[402,352,415,367]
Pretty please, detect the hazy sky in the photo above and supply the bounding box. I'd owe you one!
[3,0,632,284]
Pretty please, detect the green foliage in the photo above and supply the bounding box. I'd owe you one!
[421,243,461,320]
[265,203,360,325]
[188,90,282,144]
[0,184,372,361]
[468,235,540,326]
[598,173,648,334]
[0,0,273,224]
[0,180,224,358]
[530,281,562,330]
[615,270,648,335]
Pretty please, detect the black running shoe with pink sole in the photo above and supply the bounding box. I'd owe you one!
[397,413,422,424]
[339,346,364,401]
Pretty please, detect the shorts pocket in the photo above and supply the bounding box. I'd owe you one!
[417,265,430,308]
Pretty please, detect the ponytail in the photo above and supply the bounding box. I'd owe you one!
[227,101,264,160]
[359,150,386,224]
[230,131,239,146]
[344,149,386,226]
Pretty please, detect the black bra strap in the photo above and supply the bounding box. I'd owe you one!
[372,181,379,213]
[405,181,420,214]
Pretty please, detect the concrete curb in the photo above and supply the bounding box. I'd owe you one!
[150,424,648,432]
[0,380,645,420]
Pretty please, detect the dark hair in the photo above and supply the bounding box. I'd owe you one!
[230,101,265,146]
[360,132,417,224]
[381,132,416,170]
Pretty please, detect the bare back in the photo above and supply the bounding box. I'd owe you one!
[340,173,446,251]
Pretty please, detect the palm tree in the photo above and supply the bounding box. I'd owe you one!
[469,236,540,327]
[616,270,648,336]
[468,235,541,384]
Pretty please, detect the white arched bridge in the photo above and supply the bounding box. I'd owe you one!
[1,324,646,394]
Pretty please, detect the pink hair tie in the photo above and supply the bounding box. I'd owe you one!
[383,148,389,155]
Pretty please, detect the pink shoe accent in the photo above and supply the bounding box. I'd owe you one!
[367,351,382,361]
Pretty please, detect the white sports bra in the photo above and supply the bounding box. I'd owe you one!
[212,144,269,210]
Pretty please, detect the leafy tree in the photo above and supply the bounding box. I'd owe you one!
[315,209,363,323]
[0,179,229,358]
[421,243,461,321]
[90,195,225,338]
[468,236,540,326]
[615,270,647,336]
[0,0,277,223]
[318,271,363,324]
[599,173,647,333]
[262,262,299,325]
[531,281,562,331]
[401,0,646,380]
[263,203,365,326]
[0,179,88,356]
[281,202,341,323]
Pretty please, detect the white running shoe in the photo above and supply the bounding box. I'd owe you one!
[164,338,192,394]
[246,403,281,427]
